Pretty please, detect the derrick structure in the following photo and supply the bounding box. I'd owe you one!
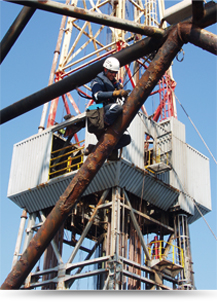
[1,0,216,290]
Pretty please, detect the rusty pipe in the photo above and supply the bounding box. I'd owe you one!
[192,0,204,22]
[189,1,217,28]
[0,6,36,64]
[179,23,217,55]
[0,34,166,125]
[5,0,165,38]
[1,25,183,290]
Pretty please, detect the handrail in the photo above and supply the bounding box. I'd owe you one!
[49,140,84,179]
[147,240,184,268]
[145,147,170,169]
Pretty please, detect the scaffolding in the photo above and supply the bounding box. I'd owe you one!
[1,0,216,290]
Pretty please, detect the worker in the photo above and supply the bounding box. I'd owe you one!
[85,57,131,160]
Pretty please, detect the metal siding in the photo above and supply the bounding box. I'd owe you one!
[171,135,187,191]
[8,131,52,197]
[188,203,211,224]
[122,113,144,168]
[157,117,211,216]
[119,161,179,211]
[186,144,211,210]
[8,160,179,213]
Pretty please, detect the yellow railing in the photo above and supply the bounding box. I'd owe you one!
[49,140,84,179]
[145,147,170,170]
[147,240,184,268]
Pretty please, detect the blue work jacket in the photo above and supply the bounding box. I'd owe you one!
[91,72,121,106]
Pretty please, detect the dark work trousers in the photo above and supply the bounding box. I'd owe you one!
[103,103,131,150]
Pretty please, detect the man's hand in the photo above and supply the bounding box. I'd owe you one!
[113,89,131,98]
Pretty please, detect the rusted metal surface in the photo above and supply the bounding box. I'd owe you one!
[6,0,165,38]
[0,6,36,64]
[1,24,184,290]
[189,1,217,28]
[192,0,204,22]
[179,23,217,55]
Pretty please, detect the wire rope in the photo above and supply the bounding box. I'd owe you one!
[175,94,217,165]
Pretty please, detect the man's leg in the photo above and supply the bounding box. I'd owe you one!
[104,104,123,125]
[115,131,131,150]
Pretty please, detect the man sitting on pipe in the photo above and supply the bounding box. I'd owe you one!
[85,57,131,160]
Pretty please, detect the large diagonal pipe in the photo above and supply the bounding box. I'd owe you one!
[1,24,184,290]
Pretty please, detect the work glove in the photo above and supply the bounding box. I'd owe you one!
[112,89,131,98]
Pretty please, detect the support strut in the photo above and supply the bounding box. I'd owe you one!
[1,25,184,290]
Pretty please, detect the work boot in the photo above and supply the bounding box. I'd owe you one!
[84,144,96,156]
[107,149,119,161]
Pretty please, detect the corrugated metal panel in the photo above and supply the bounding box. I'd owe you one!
[186,144,211,211]
[170,133,188,191]
[169,117,186,142]
[8,130,52,197]
[8,160,179,213]
[157,117,211,217]
[118,160,179,211]
[85,113,145,168]
[188,203,211,224]
[122,113,144,168]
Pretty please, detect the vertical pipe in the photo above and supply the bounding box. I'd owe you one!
[0,6,36,64]
[11,210,27,268]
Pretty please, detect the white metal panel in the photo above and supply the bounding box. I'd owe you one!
[163,0,192,25]
[85,112,145,168]
[8,160,179,213]
[186,144,211,210]
[170,116,186,142]
[158,117,211,215]
[122,113,144,168]
[7,130,52,197]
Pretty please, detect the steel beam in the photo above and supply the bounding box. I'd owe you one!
[180,24,217,55]
[189,0,217,28]
[0,6,36,64]
[192,0,204,22]
[5,0,164,38]
[0,35,165,124]
[123,190,151,261]
[67,189,109,264]
[1,24,184,290]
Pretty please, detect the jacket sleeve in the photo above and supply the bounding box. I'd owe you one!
[91,79,114,103]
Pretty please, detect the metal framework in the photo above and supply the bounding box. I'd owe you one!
[1,0,216,290]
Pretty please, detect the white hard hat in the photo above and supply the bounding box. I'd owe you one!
[103,57,120,72]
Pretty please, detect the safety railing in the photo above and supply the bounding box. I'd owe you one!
[145,147,171,173]
[147,240,184,268]
[49,140,84,179]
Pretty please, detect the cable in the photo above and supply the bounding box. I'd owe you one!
[193,200,217,241]
[175,94,217,165]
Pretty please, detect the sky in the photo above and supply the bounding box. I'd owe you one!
[0,0,217,295]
